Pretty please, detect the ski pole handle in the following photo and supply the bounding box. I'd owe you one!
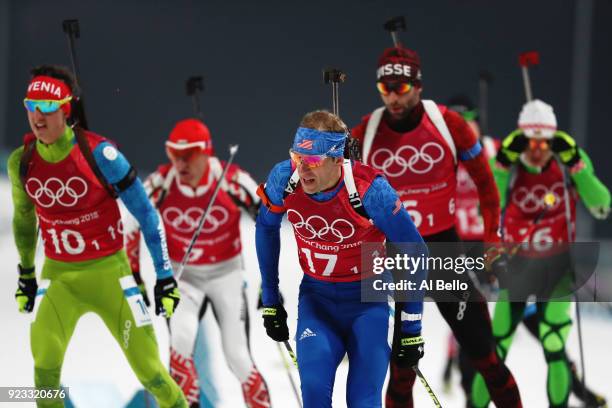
[478,71,493,136]
[518,51,540,103]
[62,19,89,129]
[383,16,406,47]
[322,68,346,117]
[186,76,204,119]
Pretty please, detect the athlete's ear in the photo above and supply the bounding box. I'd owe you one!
[333,157,343,166]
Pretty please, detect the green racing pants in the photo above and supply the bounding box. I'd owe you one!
[471,254,574,408]
[30,250,186,408]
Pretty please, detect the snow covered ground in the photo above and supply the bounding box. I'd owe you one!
[0,176,610,407]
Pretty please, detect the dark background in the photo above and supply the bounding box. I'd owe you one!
[1,0,610,236]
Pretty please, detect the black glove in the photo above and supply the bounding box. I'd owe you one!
[262,304,289,342]
[154,276,181,317]
[489,252,509,285]
[15,265,37,313]
[133,271,151,307]
[497,131,528,167]
[257,287,284,310]
[551,132,580,167]
[393,333,425,367]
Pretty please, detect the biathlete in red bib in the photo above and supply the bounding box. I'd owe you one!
[351,47,523,408]
[125,119,272,408]
[9,65,186,408]
[256,110,428,407]
[470,99,610,408]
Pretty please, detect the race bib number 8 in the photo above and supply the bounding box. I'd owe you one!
[119,275,152,327]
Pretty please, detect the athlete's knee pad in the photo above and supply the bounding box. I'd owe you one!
[539,318,571,356]
[493,334,511,360]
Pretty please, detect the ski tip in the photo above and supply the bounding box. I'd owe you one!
[229,144,239,155]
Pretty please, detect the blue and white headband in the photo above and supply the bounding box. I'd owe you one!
[291,127,346,158]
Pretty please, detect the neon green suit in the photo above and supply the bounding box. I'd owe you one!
[471,140,610,408]
[8,128,187,408]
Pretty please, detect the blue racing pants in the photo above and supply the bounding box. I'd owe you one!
[296,275,391,408]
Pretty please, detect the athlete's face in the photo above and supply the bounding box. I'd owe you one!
[297,156,343,194]
[525,137,552,167]
[27,107,66,145]
[169,149,210,187]
[380,84,422,121]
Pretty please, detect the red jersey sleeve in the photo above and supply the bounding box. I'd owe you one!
[444,109,501,242]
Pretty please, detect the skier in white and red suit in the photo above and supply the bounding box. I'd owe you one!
[125,119,272,408]
[351,47,522,408]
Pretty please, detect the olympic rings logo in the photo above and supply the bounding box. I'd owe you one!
[25,176,88,208]
[371,142,445,176]
[162,206,229,234]
[511,182,564,213]
[287,209,355,243]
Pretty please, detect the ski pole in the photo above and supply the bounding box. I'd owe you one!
[276,342,302,407]
[175,144,239,280]
[501,52,541,238]
[283,340,298,369]
[413,365,443,407]
[383,16,406,47]
[557,154,588,399]
[478,71,493,136]
[322,68,346,117]
[186,76,205,120]
[518,51,539,103]
[62,19,89,130]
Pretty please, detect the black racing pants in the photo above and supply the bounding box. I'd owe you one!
[385,228,522,408]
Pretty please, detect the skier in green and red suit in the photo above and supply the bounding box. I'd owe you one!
[8,64,188,408]
[470,99,610,408]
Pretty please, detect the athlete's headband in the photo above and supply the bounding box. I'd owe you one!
[26,75,72,116]
[292,127,346,158]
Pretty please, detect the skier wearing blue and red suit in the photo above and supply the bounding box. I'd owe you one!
[255,110,428,407]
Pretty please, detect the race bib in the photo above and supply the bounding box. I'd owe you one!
[119,275,152,327]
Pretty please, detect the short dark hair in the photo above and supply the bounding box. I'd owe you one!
[30,65,78,94]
